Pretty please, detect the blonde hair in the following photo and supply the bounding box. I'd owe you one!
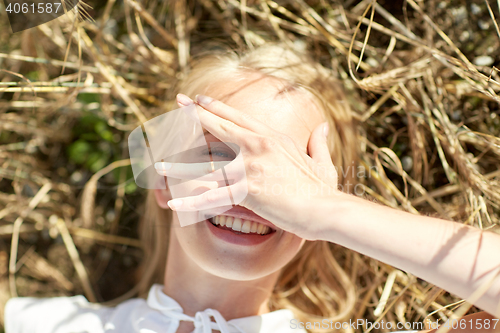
[137,44,359,332]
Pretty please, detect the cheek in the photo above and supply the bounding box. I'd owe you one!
[272,235,306,268]
[170,217,199,248]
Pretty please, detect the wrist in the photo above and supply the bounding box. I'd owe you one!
[305,190,354,241]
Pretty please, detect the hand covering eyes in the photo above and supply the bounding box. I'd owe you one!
[128,104,247,226]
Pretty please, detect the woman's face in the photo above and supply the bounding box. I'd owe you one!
[156,72,325,281]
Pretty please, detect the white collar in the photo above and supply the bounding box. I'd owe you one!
[146,284,298,333]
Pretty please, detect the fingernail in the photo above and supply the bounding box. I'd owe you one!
[196,94,213,106]
[177,93,193,106]
[154,162,172,171]
[168,199,182,210]
[323,122,329,138]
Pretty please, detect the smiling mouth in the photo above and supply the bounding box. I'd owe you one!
[208,215,275,236]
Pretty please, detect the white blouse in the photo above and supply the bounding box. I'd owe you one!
[4,284,307,333]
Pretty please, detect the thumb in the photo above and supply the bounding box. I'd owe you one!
[308,122,338,186]
[308,122,332,165]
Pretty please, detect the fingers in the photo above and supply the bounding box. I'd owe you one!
[192,103,255,146]
[176,93,283,151]
[155,161,242,182]
[195,94,275,135]
[167,184,242,211]
[176,93,250,146]
[177,93,193,107]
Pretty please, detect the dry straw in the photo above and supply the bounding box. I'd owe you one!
[0,0,499,332]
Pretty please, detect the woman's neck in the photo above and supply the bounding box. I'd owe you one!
[162,229,280,320]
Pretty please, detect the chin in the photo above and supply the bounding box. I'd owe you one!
[195,249,288,281]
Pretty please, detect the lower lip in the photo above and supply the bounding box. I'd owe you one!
[206,220,275,246]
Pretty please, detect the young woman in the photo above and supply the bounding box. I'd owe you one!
[5,45,499,333]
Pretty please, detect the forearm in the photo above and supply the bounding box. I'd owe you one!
[311,192,500,317]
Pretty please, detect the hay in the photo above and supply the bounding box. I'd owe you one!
[0,0,499,331]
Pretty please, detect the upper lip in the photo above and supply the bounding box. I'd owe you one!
[208,206,277,231]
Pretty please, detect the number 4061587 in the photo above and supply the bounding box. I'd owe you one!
[6,2,61,14]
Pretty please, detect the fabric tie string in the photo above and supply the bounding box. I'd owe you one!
[146,285,242,333]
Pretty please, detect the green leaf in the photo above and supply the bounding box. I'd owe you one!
[77,93,101,104]
[25,71,39,81]
[68,140,91,164]
[87,151,109,172]
[95,121,114,142]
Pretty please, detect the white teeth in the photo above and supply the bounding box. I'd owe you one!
[232,218,242,232]
[241,220,251,233]
[210,215,272,235]
[250,221,258,233]
[225,216,233,228]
